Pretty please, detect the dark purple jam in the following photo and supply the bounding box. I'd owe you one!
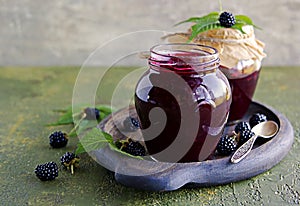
[227,70,260,122]
[134,44,231,162]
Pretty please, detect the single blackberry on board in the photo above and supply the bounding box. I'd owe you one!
[216,135,238,156]
[130,117,140,128]
[249,113,267,128]
[121,138,146,156]
[219,12,236,28]
[123,117,140,131]
[234,121,251,134]
[84,107,100,120]
[49,131,68,148]
[34,161,58,181]
[60,152,80,174]
[238,130,255,145]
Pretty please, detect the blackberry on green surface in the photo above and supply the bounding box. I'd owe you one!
[217,135,238,156]
[49,131,68,148]
[234,121,251,134]
[84,107,100,120]
[238,130,255,145]
[121,138,146,156]
[34,161,58,181]
[60,152,80,174]
[219,12,236,28]
[249,113,267,128]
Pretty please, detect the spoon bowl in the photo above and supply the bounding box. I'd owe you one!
[231,120,279,163]
[252,120,279,138]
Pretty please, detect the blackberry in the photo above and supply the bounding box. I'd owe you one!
[84,107,100,120]
[216,135,238,156]
[219,12,236,28]
[49,131,68,148]
[123,117,140,131]
[115,140,123,149]
[35,161,58,181]
[238,130,255,145]
[249,113,267,128]
[121,138,146,156]
[131,117,140,128]
[234,121,251,134]
[60,152,80,174]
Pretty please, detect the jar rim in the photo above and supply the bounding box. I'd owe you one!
[149,43,219,67]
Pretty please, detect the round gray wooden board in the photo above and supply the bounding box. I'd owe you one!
[95,102,294,191]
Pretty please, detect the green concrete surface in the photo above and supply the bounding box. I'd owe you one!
[0,67,299,205]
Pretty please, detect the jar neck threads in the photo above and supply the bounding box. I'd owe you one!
[148,43,220,74]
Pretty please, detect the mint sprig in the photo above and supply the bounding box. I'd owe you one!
[47,104,114,127]
[175,12,260,41]
[48,104,144,159]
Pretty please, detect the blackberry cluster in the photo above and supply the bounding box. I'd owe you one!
[249,113,267,128]
[120,138,146,156]
[60,152,80,174]
[217,112,268,156]
[234,121,251,134]
[123,117,140,132]
[35,161,59,181]
[216,135,238,156]
[232,113,268,147]
[84,107,100,120]
[238,129,255,145]
[49,131,68,148]
[219,12,236,28]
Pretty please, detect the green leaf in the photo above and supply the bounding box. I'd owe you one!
[47,109,74,126]
[189,22,222,41]
[75,142,86,154]
[75,120,98,136]
[175,12,219,26]
[48,104,114,126]
[235,15,254,25]
[231,23,247,34]
[74,127,144,160]
[235,15,261,30]
[97,105,114,116]
[75,128,110,154]
[174,17,205,26]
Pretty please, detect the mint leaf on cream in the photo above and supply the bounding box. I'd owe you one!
[175,12,260,41]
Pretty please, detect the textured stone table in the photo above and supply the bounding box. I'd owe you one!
[0,66,299,205]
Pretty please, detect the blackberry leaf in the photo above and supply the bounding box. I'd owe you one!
[75,128,113,155]
[190,22,222,40]
[175,12,219,26]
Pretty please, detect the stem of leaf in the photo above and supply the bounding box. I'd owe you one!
[218,0,223,12]
[70,164,74,175]
[72,111,82,118]
[68,113,87,136]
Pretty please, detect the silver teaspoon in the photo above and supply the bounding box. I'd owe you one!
[231,120,279,163]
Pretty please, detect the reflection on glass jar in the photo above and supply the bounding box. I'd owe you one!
[134,43,231,162]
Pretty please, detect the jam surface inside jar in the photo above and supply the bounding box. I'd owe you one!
[135,44,231,162]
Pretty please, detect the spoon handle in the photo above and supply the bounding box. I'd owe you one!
[231,134,258,163]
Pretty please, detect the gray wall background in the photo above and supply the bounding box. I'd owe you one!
[0,0,299,67]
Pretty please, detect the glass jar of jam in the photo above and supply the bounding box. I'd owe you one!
[134,43,231,162]
[164,26,266,123]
